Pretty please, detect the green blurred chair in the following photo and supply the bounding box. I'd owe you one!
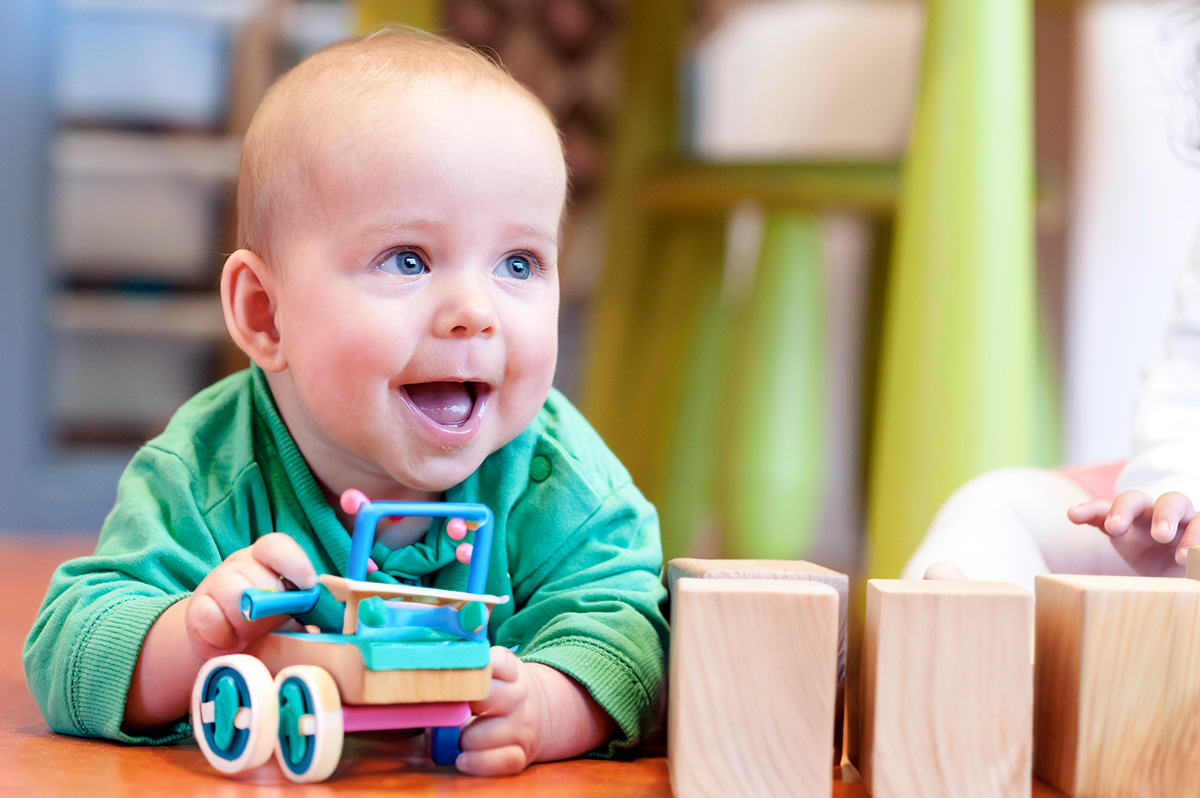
[585,0,1040,574]
[864,0,1039,580]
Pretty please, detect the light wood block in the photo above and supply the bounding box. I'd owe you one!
[248,634,492,705]
[1034,574,1200,798]
[669,578,838,798]
[667,558,849,689]
[1186,546,1200,581]
[859,579,1033,798]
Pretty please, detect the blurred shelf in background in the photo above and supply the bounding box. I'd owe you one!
[50,292,228,446]
[51,131,241,284]
[46,0,353,452]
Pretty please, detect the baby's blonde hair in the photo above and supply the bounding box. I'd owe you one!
[237,27,561,266]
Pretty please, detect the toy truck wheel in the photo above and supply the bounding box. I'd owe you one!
[192,654,278,774]
[274,665,344,783]
[430,725,461,766]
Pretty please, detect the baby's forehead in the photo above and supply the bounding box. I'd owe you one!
[240,35,566,260]
[279,70,551,155]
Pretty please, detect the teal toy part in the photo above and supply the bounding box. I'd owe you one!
[358,596,389,627]
[212,674,243,754]
[278,678,315,771]
[458,601,488,634]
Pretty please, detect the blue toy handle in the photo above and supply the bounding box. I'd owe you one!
[240,586,321,621]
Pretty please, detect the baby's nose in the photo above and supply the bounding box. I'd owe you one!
[434,282,496,338]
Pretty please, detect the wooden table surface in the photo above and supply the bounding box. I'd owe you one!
[1,534,1065,797]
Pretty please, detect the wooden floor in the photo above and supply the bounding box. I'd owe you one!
[2,534,1065,797]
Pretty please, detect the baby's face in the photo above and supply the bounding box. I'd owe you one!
[266,79,566,497]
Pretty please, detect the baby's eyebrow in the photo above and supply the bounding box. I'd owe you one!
[360,217,445,237]
[519,224,558,247]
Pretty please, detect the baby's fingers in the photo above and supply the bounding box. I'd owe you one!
[1104,491,1155,537]
[1067,499,1113,529]
[1175,515,1200,565]
[468,679,524,719]
[250,532,317,589]
[469,649,525,718]
[1151,492,1195,545]
[189,561,287,655]
[188,593,240,651]
[455,744,529,777]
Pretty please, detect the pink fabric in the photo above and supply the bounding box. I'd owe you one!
[1054,461,1125,502]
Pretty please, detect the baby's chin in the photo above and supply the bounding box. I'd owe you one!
[373,403,544,492]
[384,452,492,495]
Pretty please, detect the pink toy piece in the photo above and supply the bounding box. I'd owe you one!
[456,543,473,564]
[387,515,406,523]
[447,518,468,541]
[367,560,379,574]
[340,489,370,514]
[341,701,471,734]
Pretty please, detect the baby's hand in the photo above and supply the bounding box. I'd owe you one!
[1067,490,1200,576]
[457,646,549,776]
[184,532,318,661]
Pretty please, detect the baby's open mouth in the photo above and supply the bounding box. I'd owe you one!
[403,382,482,427]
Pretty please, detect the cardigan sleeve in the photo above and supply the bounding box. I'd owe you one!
[22,446,233,744]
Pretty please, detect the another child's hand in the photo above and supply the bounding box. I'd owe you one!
[184,532,318,661]
[1067,490,1200,576]
[457,646,549,776]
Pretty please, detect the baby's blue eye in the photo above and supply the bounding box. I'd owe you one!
[379,250,427,276]
[496,254,533,280]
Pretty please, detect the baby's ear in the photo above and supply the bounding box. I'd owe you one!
[221,249,286,372]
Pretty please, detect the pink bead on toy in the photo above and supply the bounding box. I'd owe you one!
[447,518,468,541]
[456,542,473,564]
[340,488,370,514]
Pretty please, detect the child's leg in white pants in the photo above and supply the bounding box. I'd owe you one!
[899,467,1135,593]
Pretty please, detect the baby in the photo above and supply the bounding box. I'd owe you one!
[24,30,668,777]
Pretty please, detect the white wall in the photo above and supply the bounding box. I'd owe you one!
[691,0,923,160]
[1064,0,1200,465]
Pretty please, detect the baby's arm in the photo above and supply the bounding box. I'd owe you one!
[1068,490,1200,576]
[123,533,317,731]
[452,471,667,776]
[456,647,614,776]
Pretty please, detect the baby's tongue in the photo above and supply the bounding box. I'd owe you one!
[406,382,474,426]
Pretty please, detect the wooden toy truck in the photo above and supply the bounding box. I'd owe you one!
[190,490,507,782]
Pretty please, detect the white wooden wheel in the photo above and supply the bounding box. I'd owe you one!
[191,654,278,774]
[273,665,344,783]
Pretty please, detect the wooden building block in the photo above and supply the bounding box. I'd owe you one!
[667,558,849,689]
[1034,575,1200,798]
[669,578,839,798]
[859,579,1033,798]
[1186,546,1200,581]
